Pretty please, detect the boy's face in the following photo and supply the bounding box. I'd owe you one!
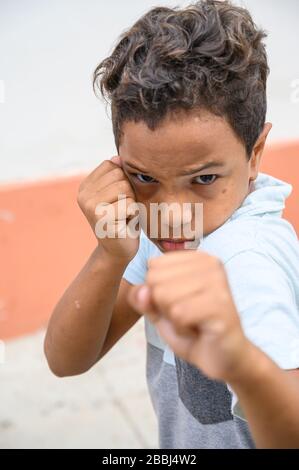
[119,109,266,253]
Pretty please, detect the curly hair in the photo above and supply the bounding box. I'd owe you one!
[93,0,269,158]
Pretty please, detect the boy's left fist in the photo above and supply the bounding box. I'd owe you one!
[127,250,251,382]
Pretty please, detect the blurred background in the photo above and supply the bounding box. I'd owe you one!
[0,0,298,448]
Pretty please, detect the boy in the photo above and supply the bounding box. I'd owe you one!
[44,0,299,448]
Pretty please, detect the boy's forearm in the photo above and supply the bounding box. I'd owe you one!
[228,342,299,448]
[44,244,128,377]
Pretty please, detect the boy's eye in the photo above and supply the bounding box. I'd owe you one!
[193,174,218,185]
[132,173,158,183]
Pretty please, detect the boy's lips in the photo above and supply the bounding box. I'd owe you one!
[157,238,196,251]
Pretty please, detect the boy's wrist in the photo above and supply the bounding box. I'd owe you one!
[226,338,274,389]
[89,243,131,272]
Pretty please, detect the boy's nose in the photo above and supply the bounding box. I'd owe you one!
[160,202,192,228]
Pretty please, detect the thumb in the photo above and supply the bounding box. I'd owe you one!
[110,155,122,167]
[128,284,160,323]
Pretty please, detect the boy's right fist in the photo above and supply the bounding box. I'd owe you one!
[77,156,140,262]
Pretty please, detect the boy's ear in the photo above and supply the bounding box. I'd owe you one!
[249,122,272,180]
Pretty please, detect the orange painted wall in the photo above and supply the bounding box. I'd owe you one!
[0,177,95,340]
[260,141,299,235]
[0,141,298,340]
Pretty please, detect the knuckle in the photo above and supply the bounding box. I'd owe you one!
[152,285,166,307]
[218,287,231,305]
[98,160,114,175]
[169,303,183,322]
[85,200,95,215]
[205,254,222,272]
[148,257,160,268]
[145,270,157,286]
[95,201,110,217]
[111,167,124,179]
[102,159,114,168]
[117,180,131,195]
[213,255,223,268]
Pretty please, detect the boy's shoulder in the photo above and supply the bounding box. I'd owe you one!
[200,213,299,266]
[200,171,297,263]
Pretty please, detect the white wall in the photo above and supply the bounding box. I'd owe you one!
[0,0,298,183]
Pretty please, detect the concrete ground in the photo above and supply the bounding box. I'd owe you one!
[0,318,158,449]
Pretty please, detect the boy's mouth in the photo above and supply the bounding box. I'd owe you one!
[157,238,196,251]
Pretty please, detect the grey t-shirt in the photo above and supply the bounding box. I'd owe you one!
[145,323,255,448]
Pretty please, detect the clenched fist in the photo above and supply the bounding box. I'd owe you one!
[128,250,252,382]
[77,156,140,262]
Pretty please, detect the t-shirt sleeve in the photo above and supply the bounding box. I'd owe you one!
[122,229,148,285]
[224,249,299,370]
[224,249,299,420]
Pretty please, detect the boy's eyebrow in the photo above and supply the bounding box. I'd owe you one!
[179,161,225,175]
[124,160,225,175]
[123,162,149,173]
